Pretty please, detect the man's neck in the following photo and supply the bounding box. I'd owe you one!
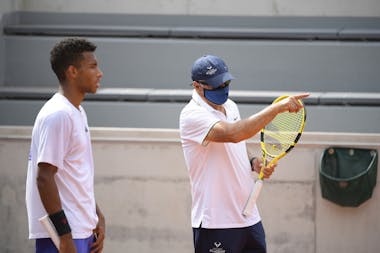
[203,96,226,115]
[59,85,84,109]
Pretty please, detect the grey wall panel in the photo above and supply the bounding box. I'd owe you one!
[0,36,4,86]
[0,100,42,125]
[3,13,380,40]
[0,16,5,86]
[4,36,58,87]
[1,99,380,133]
[4,36,380,92]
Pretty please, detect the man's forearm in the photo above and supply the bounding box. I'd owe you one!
[37,163,63,214]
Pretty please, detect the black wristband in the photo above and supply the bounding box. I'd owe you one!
[249,157,257,167]
[49,210,71,236]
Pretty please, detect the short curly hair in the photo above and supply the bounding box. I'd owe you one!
[50,38,97,82]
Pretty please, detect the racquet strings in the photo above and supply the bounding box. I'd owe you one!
[262,108,305,158]
[243,96,306,217]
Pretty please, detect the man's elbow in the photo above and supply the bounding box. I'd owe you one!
[36,163,57,189]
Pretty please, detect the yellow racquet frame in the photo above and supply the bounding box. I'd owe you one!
[243,95,306,216]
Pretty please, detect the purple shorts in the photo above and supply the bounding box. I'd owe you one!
[35,234,95,253]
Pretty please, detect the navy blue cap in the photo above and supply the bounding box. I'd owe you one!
[191,55,235,88]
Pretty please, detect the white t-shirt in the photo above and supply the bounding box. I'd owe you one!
[26,93,98,239]
[179,90,261,229]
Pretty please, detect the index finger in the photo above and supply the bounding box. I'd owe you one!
[293,93,310,100]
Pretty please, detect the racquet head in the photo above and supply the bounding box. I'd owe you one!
[243,95,307,216]
[260,95,306,169]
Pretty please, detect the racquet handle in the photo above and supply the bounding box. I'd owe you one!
[242,179,263,216]
[244,154,283,216]
[39,215,60,249]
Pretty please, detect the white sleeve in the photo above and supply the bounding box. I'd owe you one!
[180,106,220,146]
[37,111,71,170]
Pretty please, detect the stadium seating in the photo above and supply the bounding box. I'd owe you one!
[1,12,379,132]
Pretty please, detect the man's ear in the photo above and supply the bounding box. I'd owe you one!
[65,65,78,80]
[193,81,201,89]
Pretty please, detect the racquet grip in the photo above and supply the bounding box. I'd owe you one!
[258,161,273,180]
[242,179,263,216]
[39,215,60,249]
[258,170,265,180]
[258,155,282,179]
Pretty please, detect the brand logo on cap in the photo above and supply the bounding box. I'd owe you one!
[206,66,217,76]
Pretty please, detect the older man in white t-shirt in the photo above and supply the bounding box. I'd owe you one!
[179,55,308,253]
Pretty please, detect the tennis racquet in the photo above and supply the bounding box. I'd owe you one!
[39,215,60,249]
[242,95,307,216]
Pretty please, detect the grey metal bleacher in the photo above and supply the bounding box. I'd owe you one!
[1,87,379,133]
[2,86,380,106]
[2,12,380,91]
[3,12,380,40]
[1,12,379,133]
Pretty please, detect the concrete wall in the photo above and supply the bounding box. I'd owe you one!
[17,0,380,16]
[1,126,379,253]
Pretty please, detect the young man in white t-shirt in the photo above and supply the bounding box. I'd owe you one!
[179,55,309,253]
[26,38,105,253]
